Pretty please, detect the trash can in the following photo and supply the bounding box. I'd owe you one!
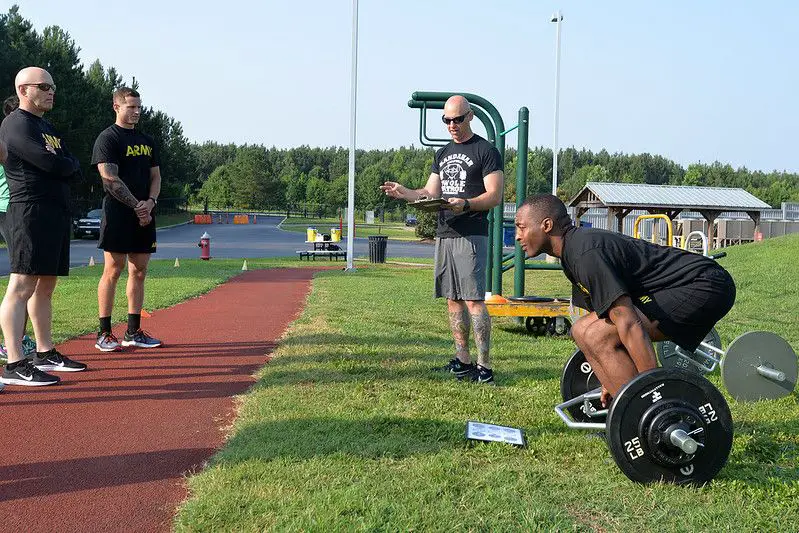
[503,225,515,247]
[368,235,388,263]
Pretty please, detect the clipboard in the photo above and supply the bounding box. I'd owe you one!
[408,197,451,212]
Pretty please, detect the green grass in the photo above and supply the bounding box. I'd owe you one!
[156,212,193,228]
[0,258,314,343]
[173,234,799,531]
[281,217,422,241]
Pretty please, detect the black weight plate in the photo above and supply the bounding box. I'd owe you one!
[657,328,721,375]
[606,368,733,485]
[560,349,603,422]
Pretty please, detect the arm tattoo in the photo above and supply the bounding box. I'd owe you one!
[99,163,139,209]
[448,310,471,359]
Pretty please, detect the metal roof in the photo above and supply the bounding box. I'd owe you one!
[569,182,771,211]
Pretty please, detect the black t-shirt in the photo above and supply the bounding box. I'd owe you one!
[91,125,159,215]
[431,134,502,238]
[0,109,79,209]
[560,226,719,317]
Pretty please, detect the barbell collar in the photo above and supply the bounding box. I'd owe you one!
[756,365,786,383]
[668,428,699,455]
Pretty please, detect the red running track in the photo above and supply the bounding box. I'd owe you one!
[0,268,322,533]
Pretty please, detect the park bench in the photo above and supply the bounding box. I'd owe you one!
[296,250,347,261]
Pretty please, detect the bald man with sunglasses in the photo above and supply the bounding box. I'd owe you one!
[381,95,504,384]
[0,67,87,387]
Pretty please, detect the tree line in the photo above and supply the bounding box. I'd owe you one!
[194,143,799,213]
[3,5,797,219]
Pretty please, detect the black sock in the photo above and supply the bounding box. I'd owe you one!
[99,316,112,333]
[127,313,141,334]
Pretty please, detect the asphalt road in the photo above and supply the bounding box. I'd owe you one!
[0,215,436,274]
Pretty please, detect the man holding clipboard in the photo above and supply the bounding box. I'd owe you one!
[381,95,504,384]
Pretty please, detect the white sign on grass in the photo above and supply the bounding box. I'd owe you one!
[466,421,525,446]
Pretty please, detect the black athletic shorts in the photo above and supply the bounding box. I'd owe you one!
[635,265,736,352]
[99,209,157,254]
[7,202,71,276]
[0,212,8,244]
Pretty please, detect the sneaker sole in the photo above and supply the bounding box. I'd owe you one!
[95,343,121,352]
[0,377,59,386]
[33,364,87,372]
[121,341,162,348]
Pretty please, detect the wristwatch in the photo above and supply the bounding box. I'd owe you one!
[463,199,471,212]
[149,197,158,205]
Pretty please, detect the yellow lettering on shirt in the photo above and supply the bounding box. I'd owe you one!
[125,144,153,157]
[42,133,62,150]
[577,282,590,296]
[639,295,653,304]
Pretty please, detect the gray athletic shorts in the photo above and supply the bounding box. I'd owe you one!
[434,235,488,301]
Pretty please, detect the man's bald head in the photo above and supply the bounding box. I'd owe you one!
[442,95,474,143]
[443,95,471,117]
[15,67,56,116]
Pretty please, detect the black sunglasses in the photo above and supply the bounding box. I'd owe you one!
[22,83,57,93]
[442,113,468,125]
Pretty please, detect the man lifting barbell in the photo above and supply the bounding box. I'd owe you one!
[515,194,736,407]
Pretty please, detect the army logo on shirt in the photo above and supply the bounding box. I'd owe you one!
[125,144,153,157]
[42,133,62,150]
[576,282,590,296]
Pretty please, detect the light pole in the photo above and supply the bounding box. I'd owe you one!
[345,0,359,271]
[550,10,563,197]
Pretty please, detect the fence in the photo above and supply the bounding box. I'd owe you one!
[571,207,799,248]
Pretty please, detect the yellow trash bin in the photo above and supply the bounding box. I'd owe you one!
[306,227,316,242]
[330,228,341,242]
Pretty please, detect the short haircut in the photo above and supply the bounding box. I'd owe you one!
[3,95,19,117]
[113,87,140,104]
[520,194,573,231]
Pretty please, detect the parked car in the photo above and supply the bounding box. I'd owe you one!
[73,208,103,239]
[405,214,418,227]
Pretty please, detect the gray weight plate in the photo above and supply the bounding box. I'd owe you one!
[721,331,798,401]
[657,328,721,375]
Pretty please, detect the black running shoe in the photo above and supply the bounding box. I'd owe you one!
[451,360,476,379]
[460,364,495,385]
[32,349,87,372]
[1,359,60,386]
[121,329,162,348]
[437,358,460,372]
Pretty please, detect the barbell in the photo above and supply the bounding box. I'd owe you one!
[657,330,797,401]
[555,367,734,485]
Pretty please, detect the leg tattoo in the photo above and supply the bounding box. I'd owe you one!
[448,309,471,362]
[471,310,491,369]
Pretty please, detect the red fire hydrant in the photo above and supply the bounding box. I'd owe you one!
[198,231,211,260]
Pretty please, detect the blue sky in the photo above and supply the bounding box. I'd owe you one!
[12,1,799,172]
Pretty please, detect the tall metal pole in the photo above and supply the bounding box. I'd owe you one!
[345,0,359,270]
[551,11,563,196]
